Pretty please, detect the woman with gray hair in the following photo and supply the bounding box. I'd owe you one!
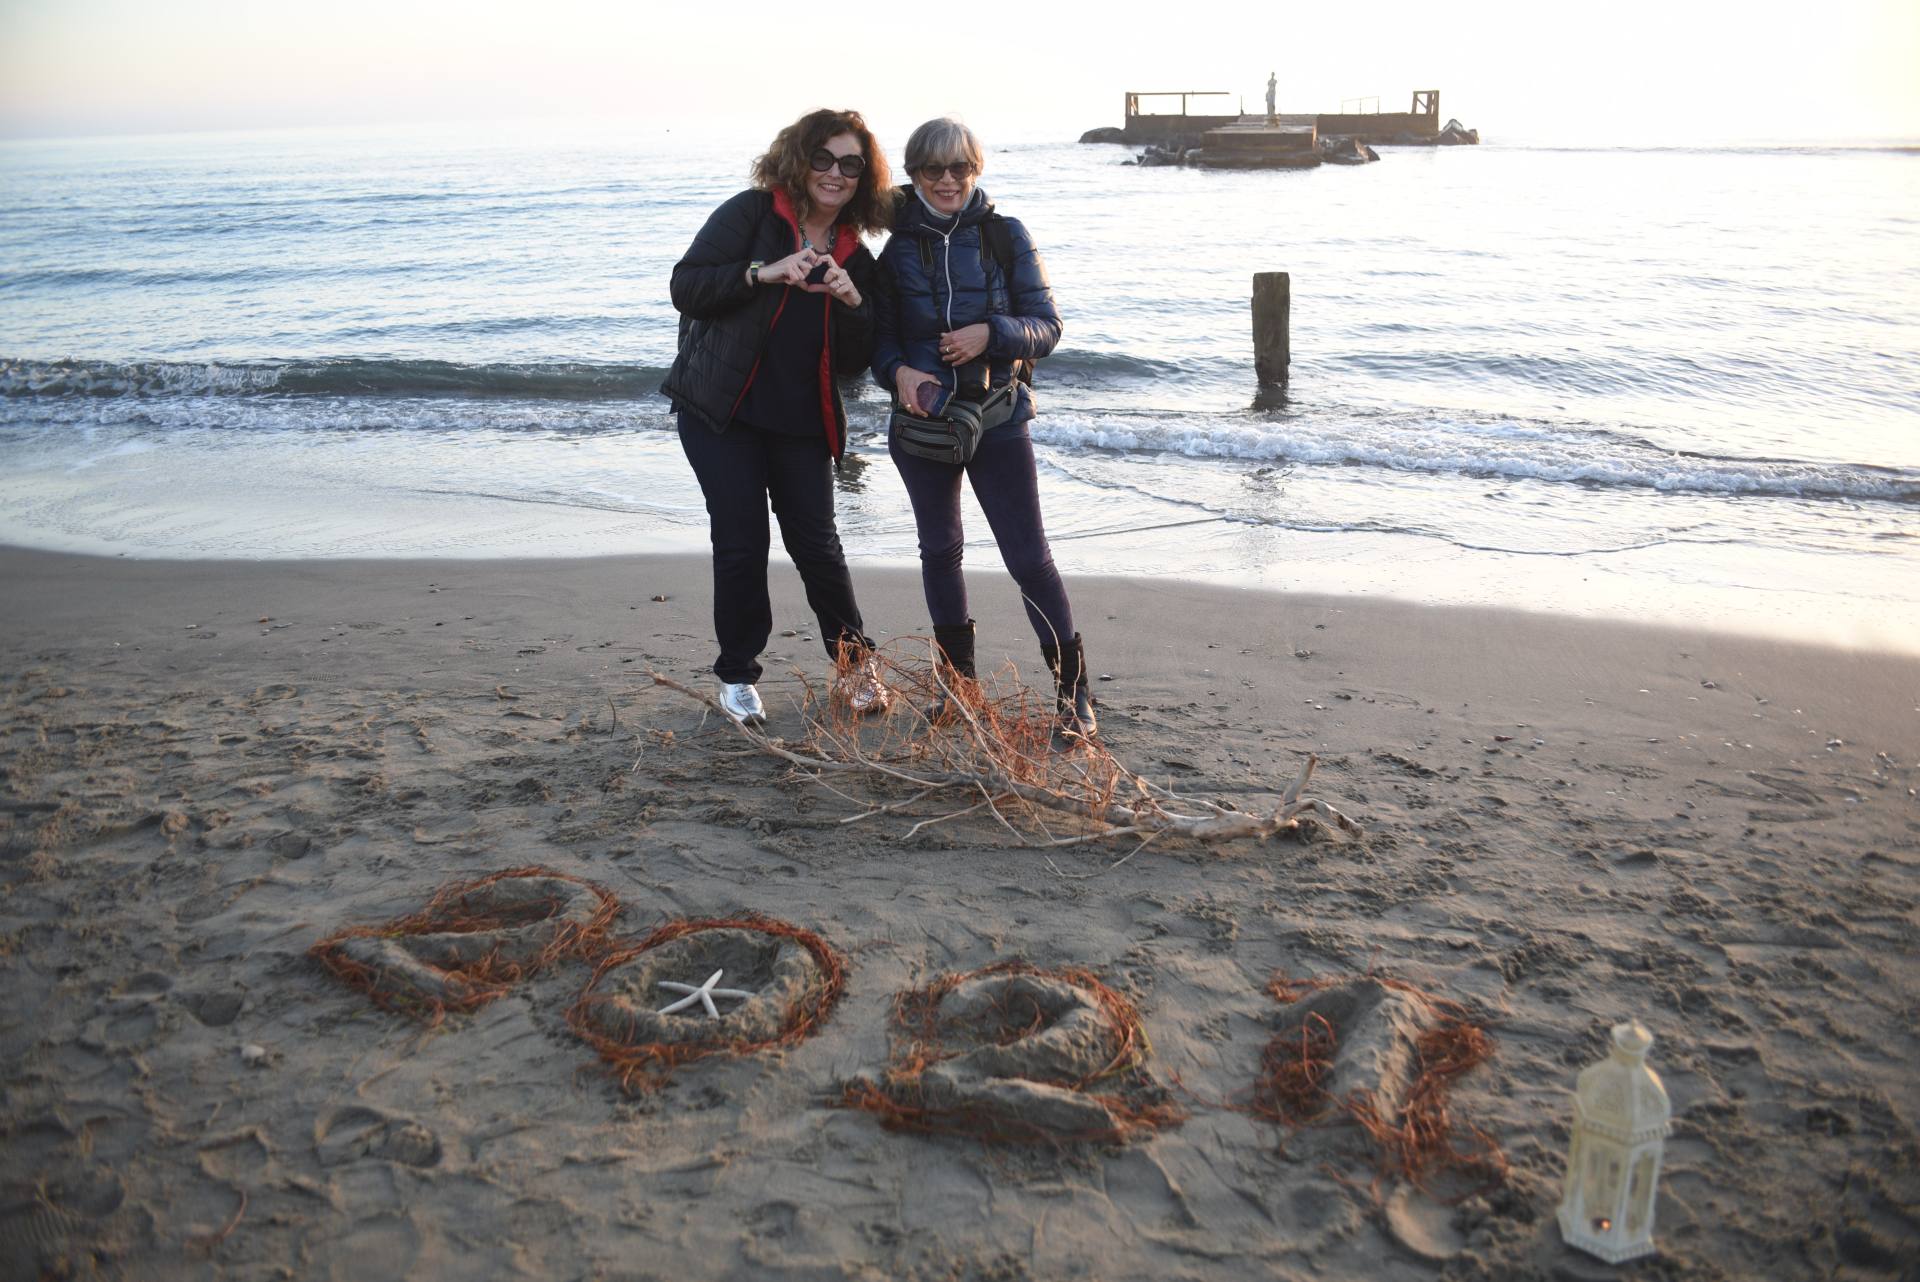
[871,117,1093,738]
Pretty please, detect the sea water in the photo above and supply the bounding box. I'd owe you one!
[2,123,1916,650]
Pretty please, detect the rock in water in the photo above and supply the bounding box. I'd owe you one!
[1322,137,1380,165]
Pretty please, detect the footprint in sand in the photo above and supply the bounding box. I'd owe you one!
[81,971,179,1051]
[0,1162,126,1280]
[0,1197,83,1278]
[269,829,313,858]
[180,987,245,1027]
[314,1106,443,1168]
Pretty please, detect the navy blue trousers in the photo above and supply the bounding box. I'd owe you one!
[889,419,1075,648]
[678,415,869,684]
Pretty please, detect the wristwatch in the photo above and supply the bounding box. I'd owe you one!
[747,261,765,286]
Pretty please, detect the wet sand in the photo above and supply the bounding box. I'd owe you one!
[2,547,1916,1280]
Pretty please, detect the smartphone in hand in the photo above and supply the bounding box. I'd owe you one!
[915,380,946,415]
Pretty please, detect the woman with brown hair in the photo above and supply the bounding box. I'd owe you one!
[660,109,894,726]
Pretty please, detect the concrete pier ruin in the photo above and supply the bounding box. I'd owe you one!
[1084,89,1478,168]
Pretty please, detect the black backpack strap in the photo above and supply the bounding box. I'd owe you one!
[978,216,1033,387]
[979,214,1015,280]
[917,237,933,273]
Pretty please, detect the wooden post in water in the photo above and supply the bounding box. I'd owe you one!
[1253,272,1290,386]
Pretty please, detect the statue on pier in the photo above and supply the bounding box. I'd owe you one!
[1266,72,1277,123]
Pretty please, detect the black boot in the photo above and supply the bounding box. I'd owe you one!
[927,621,977,723]
[1039,633,1097,740]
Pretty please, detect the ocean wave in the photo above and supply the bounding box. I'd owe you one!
[0,261,437,290]
[1030,411,1920,503]
[1037,349,1207,382]
[9,355,1916,506]
[0,357,671,400]
[0,350,1212,399]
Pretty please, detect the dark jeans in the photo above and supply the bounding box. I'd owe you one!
[678,415,869,684]
[888,419,1075,648]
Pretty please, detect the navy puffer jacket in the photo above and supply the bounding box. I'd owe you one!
[872,186,1061,425]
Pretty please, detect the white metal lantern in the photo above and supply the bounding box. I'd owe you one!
[1557,1020,1672,1264]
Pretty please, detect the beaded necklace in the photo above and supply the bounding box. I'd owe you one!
[799,223,836,255]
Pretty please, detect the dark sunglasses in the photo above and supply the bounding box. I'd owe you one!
[809,148,866,178]
[913,162,976,183]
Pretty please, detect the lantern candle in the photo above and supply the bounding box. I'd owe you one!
[1557,1020,1672,1264]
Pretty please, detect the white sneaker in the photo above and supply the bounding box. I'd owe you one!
[718,682,766,727]
[836,656,892,716]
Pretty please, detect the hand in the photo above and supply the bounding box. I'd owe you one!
[756,249,822,287]
[937,323,990,365]
[893,366,940,415]
[809,261,862,308]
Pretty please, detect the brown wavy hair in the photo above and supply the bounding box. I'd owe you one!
[750,108,893,236]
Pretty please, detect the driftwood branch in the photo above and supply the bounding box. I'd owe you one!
[644,660,1361,853]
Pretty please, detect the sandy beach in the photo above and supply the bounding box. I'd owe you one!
[2,546,1916,1280]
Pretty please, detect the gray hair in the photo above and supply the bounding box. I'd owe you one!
[904,117,984,175]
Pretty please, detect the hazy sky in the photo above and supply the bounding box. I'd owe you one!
[2,0,1916,143]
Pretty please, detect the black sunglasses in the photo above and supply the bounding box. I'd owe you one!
[809,148,866,178]
[913,162,975,182]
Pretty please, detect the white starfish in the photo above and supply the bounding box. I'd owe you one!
[655,968,753,1018]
